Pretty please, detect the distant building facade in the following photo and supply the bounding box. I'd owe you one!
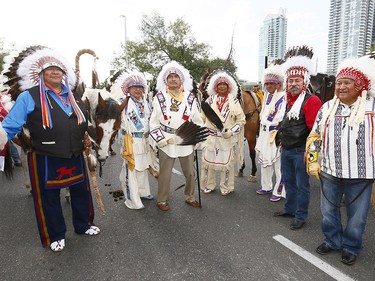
[327,0,375,75]
[258,8,287,82]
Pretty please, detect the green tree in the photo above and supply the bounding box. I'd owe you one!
[112,12,237,82]
[0,38,8,73]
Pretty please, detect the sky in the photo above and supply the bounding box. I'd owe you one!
[1,0,330,83]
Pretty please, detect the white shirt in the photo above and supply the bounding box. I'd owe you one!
[310,96,375,179]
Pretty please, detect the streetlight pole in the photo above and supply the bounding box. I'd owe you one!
[120,15,129,69]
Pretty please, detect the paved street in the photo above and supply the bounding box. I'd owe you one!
[1,144,374,281]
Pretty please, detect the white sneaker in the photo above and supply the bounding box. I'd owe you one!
[85,226,100,235]
[50,239,65,252]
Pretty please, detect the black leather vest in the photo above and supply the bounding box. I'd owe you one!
[26,86,88,158]
[279,92,311,150]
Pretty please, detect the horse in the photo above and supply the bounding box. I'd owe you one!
[309,73,336,103]
[82,88,127,163]
[237,89,261,181]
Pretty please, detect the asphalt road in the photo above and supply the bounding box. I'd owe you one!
[1,144,374,281]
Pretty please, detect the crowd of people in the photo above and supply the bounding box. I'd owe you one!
[0,44,374,267]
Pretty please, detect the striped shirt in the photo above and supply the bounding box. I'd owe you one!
[310,97,375,179]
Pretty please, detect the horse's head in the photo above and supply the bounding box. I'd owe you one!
[83,89,127,162]
[309,73,336,103]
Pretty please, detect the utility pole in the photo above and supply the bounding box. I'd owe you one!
[120,15,129,69]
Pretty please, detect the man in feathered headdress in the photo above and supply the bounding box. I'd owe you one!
[0,47,100,252]
[149,61,205,211]
[255,62,286,202]
[111,71,154,210]
[200,70,245,196]
[274,46,322,230]
[306,54,375,265]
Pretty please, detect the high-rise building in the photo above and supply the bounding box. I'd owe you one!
[327,0,375,75]
[258,8,287,82]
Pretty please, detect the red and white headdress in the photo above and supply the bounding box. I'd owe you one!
[335,54,375,97]
[282,46,316,82]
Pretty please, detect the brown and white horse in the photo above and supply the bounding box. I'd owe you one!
[82,88,127,163]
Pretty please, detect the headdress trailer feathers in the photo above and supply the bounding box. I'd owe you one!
[320,52,375,152]
[282,45,316,80]
[156,60,193,92]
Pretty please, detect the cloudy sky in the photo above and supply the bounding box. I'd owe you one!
[1,0,330,83]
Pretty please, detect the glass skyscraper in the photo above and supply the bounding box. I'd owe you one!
[258,8,287,82]
[327,0,375,75]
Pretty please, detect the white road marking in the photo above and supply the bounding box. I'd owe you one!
[273,235,355,281]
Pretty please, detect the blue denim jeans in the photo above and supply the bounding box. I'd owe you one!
[320,172,373,255]
[281,145,310,222]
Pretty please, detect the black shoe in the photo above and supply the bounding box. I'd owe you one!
[316,243,334,255]
[274,211,295,217]
[341,250,356,265]
[290,220,305,230]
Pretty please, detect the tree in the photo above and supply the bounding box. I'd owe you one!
[0,38,8,73]
[112,13,237,82]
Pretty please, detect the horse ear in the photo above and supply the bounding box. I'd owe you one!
[82,97,92,122]
[97,92,106,111]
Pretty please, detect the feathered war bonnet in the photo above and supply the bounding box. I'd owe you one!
[156,60,193,92]
[110,70,148,99]
[282,45,316,84]
[2,46,83,129]
[205,69,240,97]
[335,53,375,97]
[263,59,284,85]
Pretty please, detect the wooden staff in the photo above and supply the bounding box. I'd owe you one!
[84,132,105,215]
[371,183,375,209]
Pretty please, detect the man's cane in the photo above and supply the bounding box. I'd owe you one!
[195,149,202,208]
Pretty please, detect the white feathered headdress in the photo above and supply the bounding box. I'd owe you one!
[110,70,148,100]
[263,59,284,84]
[205,69,240,97]
[2,46,76,100]
[282,45,316,82]
[1,46,83,129]
[156,60,193,92]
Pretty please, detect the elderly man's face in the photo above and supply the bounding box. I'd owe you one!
[264,81,280,94]
[286,77,304,96]
[166,73,182,91]
[42,66,64,87]
[335,78,361,105]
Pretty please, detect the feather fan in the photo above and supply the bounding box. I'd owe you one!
[175,121,209,145]
[201,101,224,131]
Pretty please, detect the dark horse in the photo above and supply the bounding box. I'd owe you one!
[309,73,336,103]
